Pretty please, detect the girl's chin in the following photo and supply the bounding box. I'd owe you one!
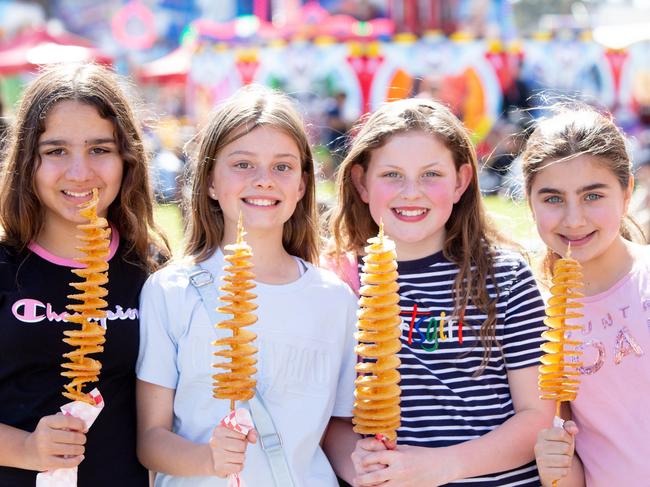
[551,243,593,263]
[394,240,443,255]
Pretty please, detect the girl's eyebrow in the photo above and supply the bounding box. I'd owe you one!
[226,149,299,160]
[380,162,441,169]
[536,187,562,195]
[537,183,610,195]
[39,138,116,147]
[580,183,609,192]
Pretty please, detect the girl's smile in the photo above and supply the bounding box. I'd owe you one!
[242,197,280,207]
[352,130,471,261]
[209,125,305,243]
[36,100,123,234]
[558,231,596,247]
[529,154,634,291]
[391,206,429,222]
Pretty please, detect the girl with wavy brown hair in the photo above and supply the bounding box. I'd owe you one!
[0,63,169,486]
[326,97,553,486]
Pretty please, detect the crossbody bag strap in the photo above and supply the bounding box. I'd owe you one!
[249,392,295,487]
[187,264,296,487]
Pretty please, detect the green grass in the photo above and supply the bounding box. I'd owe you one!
[154,204,184,256]
[483,195,542,249]
[154,194,543,257]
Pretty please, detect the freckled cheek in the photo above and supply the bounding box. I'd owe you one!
[277,174,303,192]
[367,180,400,202]
[212,179,238,204]
[367,195,394,217]
[419,184,456,206]
[213,173,244,195]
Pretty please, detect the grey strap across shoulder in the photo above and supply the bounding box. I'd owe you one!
[188,264,296,487]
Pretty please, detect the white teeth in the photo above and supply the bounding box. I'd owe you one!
[245,198,277,207]
[395,208,427,217]
[63,190,92,197]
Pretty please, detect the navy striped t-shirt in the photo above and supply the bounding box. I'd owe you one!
[359,248,546,486]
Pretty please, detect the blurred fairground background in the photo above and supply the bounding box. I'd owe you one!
[1,0,649,253]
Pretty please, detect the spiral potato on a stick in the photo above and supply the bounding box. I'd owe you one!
[62,188,110,405]
[539,250,584,417]
[353,223,402,442]
[213,215,258,410]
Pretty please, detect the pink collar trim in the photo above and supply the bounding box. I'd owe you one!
[28,225,120,268]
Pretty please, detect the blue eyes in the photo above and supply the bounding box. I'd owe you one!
[381,171,439,178]
[544,194,603,204]
[233,162,293,172]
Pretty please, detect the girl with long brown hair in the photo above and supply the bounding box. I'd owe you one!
[326,97,553,486]
[0,63,169,485]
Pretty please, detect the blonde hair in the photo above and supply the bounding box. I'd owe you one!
[184,85,319,264]
[329,97,509,374]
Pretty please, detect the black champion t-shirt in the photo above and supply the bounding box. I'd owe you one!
[0,241,148,486]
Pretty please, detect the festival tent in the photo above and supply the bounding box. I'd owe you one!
[0,27,112,76]
[138,46,191,84]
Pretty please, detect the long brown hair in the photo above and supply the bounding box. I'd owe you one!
[328,97,508,373]
[520,103,646,280]
[183,85,319,264]
[0,63,170,271]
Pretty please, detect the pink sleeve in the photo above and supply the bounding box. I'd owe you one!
[320,253,360,295]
